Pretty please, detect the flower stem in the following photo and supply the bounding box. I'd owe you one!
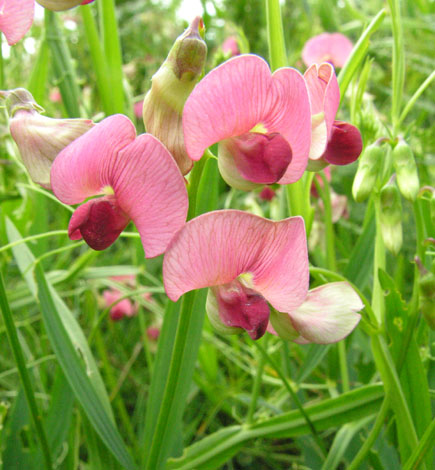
[246,335,268,424]
[0,272,53,469]
[265,0,287,71]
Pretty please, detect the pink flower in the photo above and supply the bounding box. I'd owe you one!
[259,187,276,201]
[0,1,95,46]
[0,0,34,46]
[163,210,362,342]
[183,54,312,190]
[134,100,144,119]
[305,63,362,170]
[50,114,188,254]
[103,288,138,321]
[302,32,353,69]
[222,36,240,57]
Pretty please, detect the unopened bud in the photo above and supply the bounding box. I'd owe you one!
[269,308,299,341]
[2,88,94,189]
[352,142,383,202]
[380,182,402,255]
[393,138,419,201]
[36,0,94,11]
[143,17,207,175]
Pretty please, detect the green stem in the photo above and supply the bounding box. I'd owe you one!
[387,0,405,133]
[265,0,287,70]
[0,230,68,254]
[250,337,327,457]
[80,5,113,116]
[286,178,307,219]
[316,173,336,272]
[246,335,268,424]
[403,417,435,470]
[187,150,212,220]
[0,273,52,469]
[398,70,435,126]
[99,0,126,115]
[372,194,386,325]
[44,10,82,117]
[347,397,390,470]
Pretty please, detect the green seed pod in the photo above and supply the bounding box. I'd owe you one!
[380,182,402,255]
[352,142,383,202]
[393,138,419,202]
[420,273,435,330]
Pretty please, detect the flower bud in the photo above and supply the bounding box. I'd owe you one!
[2,88,94,189]
[380,182,402,255]
[36,0,94,11]
[393,138,419,202]
[352,142,383,202]
[143,17,207,175]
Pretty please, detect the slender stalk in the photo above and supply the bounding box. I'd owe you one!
[316,174,336,272]
[265,0,287,71]
[403,417,435,470]
[372,194,386,325]
[250,337,327,457]
[246,335,268,424]
[0,230,68,254]
[387,0,405,132]
[0,273,52,469]
[80,5,113,116]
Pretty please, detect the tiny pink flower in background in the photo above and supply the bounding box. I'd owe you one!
[222,36,240,57]
[259,186,276,201]
[104,288,138,321]
[49,88,62,103]
[147,327,160,341]
[304,63,362,170]
[164,210,362,342]
[51,114,188,253]
[0,0,34,46]
[302,32,353,68]
[183,54,312,190]
[134,100,144,119]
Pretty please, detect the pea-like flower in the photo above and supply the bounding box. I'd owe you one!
[305,63,362,170]
[163,210,362,342]
[51,114,188,254]
[183,54,312,190]
[302,32,353,69]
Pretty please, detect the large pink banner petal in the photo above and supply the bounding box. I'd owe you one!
[51,115,136,204]
[114,134,188,258]
[163,211,309,311]
[183,55,274,160]
[0,0,34,45]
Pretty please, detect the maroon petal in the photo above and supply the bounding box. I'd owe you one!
[68,196,130,250]
[322,121,363,165]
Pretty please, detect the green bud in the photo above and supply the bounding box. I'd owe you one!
[393,138,419,201]
[380,182,402,255]
[205,289,242,336]
[1,88,44,116]
[269,308,299,341]
[143,17,207,175]
[352,142,383,202]
[420,273,435,330]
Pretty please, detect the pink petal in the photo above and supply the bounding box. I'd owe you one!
[287,282,362,343]
[269,67,312,183]
[51,114,137,204]
[183,55,274,160]
[304,63,340,158]
[68,196,130,251]
[302,33,353,68]
[321,121,363,165]
[113,133,188,258]
[163,210,309,313]
[0,0,34,45]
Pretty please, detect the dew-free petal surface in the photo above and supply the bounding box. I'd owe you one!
[51,114,136,204]
[163,210,309,312]
[113,133,188,258]
[288,282,362,343]
[183,55,274,160]
[302,33,353,68]
[0,0,34,45]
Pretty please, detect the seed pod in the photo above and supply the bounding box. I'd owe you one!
[352,142,383,202]
[393,138,419,201]
[380,182,402,255]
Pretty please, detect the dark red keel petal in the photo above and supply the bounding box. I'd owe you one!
[214,281,270,340]
[226,132,292,184]
[322,121,363,165]
[68,197,130,251]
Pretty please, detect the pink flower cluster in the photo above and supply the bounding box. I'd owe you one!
[3,18,364,344]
